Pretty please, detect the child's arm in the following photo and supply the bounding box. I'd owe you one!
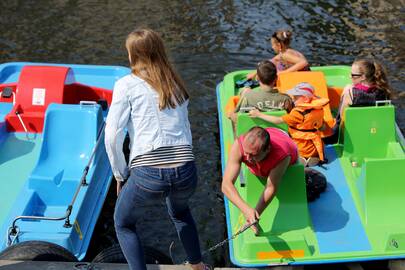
[246,71,257,80]
[249,109,285,124]
[279,51,308,73]
[271,54,281,63]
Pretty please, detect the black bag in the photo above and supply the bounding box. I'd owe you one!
[305,168,327,202]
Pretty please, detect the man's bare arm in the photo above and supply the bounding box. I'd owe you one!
[221,140,259,224]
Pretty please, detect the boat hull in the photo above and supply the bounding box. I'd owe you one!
[217,66,405,266]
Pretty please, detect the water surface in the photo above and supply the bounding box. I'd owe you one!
[1,0,404,267]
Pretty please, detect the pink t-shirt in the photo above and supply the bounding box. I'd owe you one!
[238,127,298,177]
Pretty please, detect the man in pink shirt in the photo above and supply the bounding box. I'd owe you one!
[221,126,298,234]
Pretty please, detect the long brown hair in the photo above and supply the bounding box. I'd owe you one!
[126,28,189,110]
[354,59,392,98]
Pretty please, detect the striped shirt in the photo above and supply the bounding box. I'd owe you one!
[130,145,194,168]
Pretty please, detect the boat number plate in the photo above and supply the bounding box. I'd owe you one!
[32,88,46,106]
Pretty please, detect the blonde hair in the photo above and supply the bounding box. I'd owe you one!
[126,28,189,110]
[354,59,392,98]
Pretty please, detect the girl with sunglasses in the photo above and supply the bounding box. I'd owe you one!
[324,59,393,144]
[338,59,392,117]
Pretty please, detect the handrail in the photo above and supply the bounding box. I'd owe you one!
[375,100,391,106]
[7,113,107,245]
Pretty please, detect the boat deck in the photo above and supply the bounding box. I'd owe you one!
[308,146,371,254]
[0,133,41,225]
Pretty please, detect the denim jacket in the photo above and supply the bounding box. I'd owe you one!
[105,74,192,181]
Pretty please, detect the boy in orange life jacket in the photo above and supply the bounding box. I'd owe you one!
[249,82,329,167]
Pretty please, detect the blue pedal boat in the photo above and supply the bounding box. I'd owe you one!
[0,62,130,261]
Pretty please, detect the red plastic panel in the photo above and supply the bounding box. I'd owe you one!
[6,66,70,133]
[63,83,112,106]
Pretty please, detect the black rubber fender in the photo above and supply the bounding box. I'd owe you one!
[0,241,77,261]
[92,244,173,264]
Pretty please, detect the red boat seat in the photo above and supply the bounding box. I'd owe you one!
[5,66,72,133]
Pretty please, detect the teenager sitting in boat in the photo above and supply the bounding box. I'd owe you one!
[325,59,393,144]
[338,59,391,117]
[221,126,298,234]
[227,60,293,123]
[247,29,309,79]
[249,82,329,167]
[105,28,209,270]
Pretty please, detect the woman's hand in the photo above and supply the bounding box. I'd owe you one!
[249,109,262,118]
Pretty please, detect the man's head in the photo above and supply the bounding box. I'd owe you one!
[256,60,277,87]
[242,126,271,163]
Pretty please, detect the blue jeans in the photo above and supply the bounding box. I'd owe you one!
[114,161,202,270]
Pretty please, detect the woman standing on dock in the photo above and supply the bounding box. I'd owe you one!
[105,28,208,270]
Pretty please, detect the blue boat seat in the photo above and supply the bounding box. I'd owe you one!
[28,103,103,206]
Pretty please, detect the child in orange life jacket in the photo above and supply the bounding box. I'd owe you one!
[249,82,328,167]
[247,30,309,80]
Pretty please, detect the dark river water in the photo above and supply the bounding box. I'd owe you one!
[1,0,404,268]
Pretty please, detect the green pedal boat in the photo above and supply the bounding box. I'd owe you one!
[216,66,405,267]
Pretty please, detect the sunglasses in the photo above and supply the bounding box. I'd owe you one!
[351,73,362,78]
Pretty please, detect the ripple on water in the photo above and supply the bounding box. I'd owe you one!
[0,0,404,267]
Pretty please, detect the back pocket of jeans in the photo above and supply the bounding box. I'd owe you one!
[134,181,166,201]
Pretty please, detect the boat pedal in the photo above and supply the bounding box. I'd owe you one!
[1,87,13,98]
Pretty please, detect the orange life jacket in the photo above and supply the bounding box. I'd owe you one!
[288,98,329,161]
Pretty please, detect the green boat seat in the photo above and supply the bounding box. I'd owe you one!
[343,105,405,247]
[233,110,311,259]
[235,163,310,260]
[343,105,401,164]
[236,110,288,136]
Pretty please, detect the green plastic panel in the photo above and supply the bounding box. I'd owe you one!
[343,105,396,164]
[311,66,351,87]
[236,111,289,136]
[229,163,316,265]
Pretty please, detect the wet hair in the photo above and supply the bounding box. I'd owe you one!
[354,59,392,99]
[271,30,293,48]
[256,60,277,86]
[126,28,189,110]
[246,126,271,153]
